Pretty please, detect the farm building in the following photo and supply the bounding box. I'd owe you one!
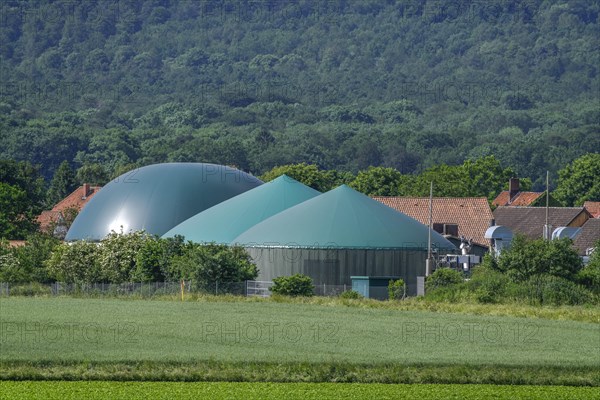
[65,163,262,241]
[162,175,320,244]
[233,185,455,295]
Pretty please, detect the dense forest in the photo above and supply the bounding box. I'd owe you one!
[0,0,599,189]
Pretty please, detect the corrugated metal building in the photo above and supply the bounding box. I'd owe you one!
[233,185,455,295]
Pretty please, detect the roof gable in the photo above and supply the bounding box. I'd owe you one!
[492,191,545,207]
[373,196,493,246]
[493,206,590,239]
[584,201,600,218]
[573,218,600,255]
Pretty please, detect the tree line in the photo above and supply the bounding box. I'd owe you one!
[0,0,598,188]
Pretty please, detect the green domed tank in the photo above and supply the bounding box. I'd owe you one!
[65,163,262,241]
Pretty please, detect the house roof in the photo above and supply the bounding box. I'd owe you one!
[372,196,493,246]
[163,175,320,244]
[233,185,455,250]
[8,240,26,247]
[37,185,102,231]
[573,218,600,255]
[492,191,545,207]
[493,206,590,239]
[583,201,600,218]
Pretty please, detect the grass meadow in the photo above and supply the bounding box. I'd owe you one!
[1,382,599,400]
[0,297,598,386]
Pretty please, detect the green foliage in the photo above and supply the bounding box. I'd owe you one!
[7,282,53,296]
[12,233,60,283]
[270,274,314,297]
[426,268,464,291]
[497,235,583,282]
[0,160,45,239]
[171,243,257,287]
[1,382,598,399]
[260,163,335,192]
[350,167,406,196]
[45,241,101,284]
[339,290,363,300]
[98,231,147,283]
[76,164,110,186]
[388,279,406,300]
[577,241,600,294]
[46,160,77,207]
[131,236,168,283]
[0,2,598,188]
[0,252,28,283]
[0,183,32,239]
[524,275,592,306]
[467,266,512,304]
[554,153,600,206]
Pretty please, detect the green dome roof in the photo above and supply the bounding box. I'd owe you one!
[162,175,320,244]
[233,185,455,250]
[66,163,262,241]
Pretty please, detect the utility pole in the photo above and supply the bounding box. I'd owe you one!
[426,181,433,276]
[544,171,550,240]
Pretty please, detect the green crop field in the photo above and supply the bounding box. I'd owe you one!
[1,382,599,400]
[0,297,598,385]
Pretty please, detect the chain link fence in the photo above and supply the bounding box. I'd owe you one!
[0,281,353,298]
[0,281,246,298]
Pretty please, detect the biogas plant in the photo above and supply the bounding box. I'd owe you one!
[67,163,455,296]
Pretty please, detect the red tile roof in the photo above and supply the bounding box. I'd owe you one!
[373,197,493,246]
[583,201,600,218]
[573,218,600,255]
[37,185,102,231]
[492,191,545,207]
[8,240,26,247]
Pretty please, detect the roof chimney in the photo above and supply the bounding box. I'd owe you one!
[509,178,520,200]
[82,183,90,199]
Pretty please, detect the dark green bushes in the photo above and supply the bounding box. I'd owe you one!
[339,290,363,300]
[388,279,406,301]
[426,268,464,291]
[270,274,314,297]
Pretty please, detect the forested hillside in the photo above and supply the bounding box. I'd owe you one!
[1,0,598,188]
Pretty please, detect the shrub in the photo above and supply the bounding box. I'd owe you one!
[171,243,258,288]
[426,268,464,291]
[8,282,52,296]
[339,290,363,299]
[577,263,600,295]
[270,274,314,297]
[498,235,583,282]
[468,266,511,304]
[388,279,405,300]
[525,275,592,306]
[0,252,28,283]
[577,241,599,295]
[45,241,102,284]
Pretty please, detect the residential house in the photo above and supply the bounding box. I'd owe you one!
[493,206,597,255]
[492,178,560,207]
[373,196,494,254]
[37,184,102,235]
